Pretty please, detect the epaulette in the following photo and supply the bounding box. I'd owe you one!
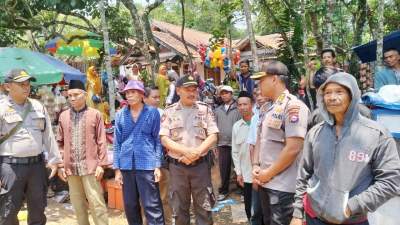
[196,101,208,106]
[165,102,178,110]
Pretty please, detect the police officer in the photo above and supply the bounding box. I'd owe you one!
[0,69,61,225]
[160,75,219,225]
[251,61,309,225]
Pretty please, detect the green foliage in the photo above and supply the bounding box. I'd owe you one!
[150,0,245,40]
[104,6,134,43]
[0,28,23,47]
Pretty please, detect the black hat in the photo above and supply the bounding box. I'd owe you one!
[176,75,198,87]
[238,91,253,100]
[68,80,86,91]
[251,60,289,80]
[4,69,36,83]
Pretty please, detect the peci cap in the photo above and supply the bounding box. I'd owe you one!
[237,90,253,99]
[4,69,36,83]
[176,75,198,87]
[123,80,145,93]
[68,80,86,91]
[251,61,289,80]
[220,85,234,93]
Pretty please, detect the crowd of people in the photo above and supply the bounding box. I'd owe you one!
[0,47,400,225]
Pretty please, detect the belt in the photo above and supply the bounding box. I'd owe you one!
[0,154,44,164]
[169,156,208,167]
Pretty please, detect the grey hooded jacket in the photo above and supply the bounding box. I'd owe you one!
[292,72,400,224]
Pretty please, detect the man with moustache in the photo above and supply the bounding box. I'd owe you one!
[57,80,109,225]
[113,80,164,225]
[160,75,219,225]
[0,69,61,225]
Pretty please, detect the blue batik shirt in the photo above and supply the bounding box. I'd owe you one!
[113,104,162,170]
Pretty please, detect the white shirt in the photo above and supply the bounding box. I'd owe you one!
[232,119,253,183]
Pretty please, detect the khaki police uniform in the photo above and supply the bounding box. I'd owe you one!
[255,90,309,225]
[160,101,219,225]
[0,96,61,224]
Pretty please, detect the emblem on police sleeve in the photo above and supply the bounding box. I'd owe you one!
[290,115,299,123]
[172,130,179,138]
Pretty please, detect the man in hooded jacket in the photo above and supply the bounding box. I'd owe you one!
[290,72,400,225]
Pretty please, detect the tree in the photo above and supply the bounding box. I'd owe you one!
[180,0,194,72]
[243,0,259,71]
[375,0,385,68]
[99,0,116,121]
[120,0,165,81]
[324,0,335,48]
[258,0,302,89]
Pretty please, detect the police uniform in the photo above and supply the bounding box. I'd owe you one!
[255,90,309,225]
[160,75,219,225]
[0,69,61,225]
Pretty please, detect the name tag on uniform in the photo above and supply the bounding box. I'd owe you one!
[4,113,23,123]
[266,117,282,129]
[266,106,283,129]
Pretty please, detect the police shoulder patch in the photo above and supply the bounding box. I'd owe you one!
[161,114,167,122]
[165,102,178,109]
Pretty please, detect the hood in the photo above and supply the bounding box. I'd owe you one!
[316,72,361,127]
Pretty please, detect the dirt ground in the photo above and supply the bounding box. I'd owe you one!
[18,163,249,225]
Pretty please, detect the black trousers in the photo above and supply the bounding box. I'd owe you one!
[0,161,48,225]
[218,146,232,195]
[243,183,253,220]
[259,187,294,225]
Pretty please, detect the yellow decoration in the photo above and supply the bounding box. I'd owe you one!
[18,210,28,221]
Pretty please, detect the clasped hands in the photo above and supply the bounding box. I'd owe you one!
[178,148,202,165]
[252,165,273,185]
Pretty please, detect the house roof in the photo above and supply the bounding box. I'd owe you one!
[152,20,212,48]
[233,33,285,50]
[152,31,199,57]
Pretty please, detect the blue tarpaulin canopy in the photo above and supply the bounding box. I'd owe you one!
[352,30,400,63]
[0,47,86,85]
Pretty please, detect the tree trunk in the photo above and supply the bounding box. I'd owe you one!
[99,0,116,121]
[301,0,309,64]
[180,0,194,73]
[349,0,367,76]
[261,0,300,76]
[376,0,385,68]
[141,12,161,81]
[366,4,377,40]
[324,0,335,48]
[309,7,323,55]
[121,0,164,81]
[243,0,259,71]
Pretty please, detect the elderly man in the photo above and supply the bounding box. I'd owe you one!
[290,73,400,225]
[374,48,400,90]
[114,80,164,225]
[232,91,256,223]
[57,80,109,225]
[0,69,61,225]
[251,61,309,225]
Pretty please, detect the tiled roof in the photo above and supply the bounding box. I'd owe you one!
[152,31,199,57]
[152,20,212,48]
[233,34,285,50]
